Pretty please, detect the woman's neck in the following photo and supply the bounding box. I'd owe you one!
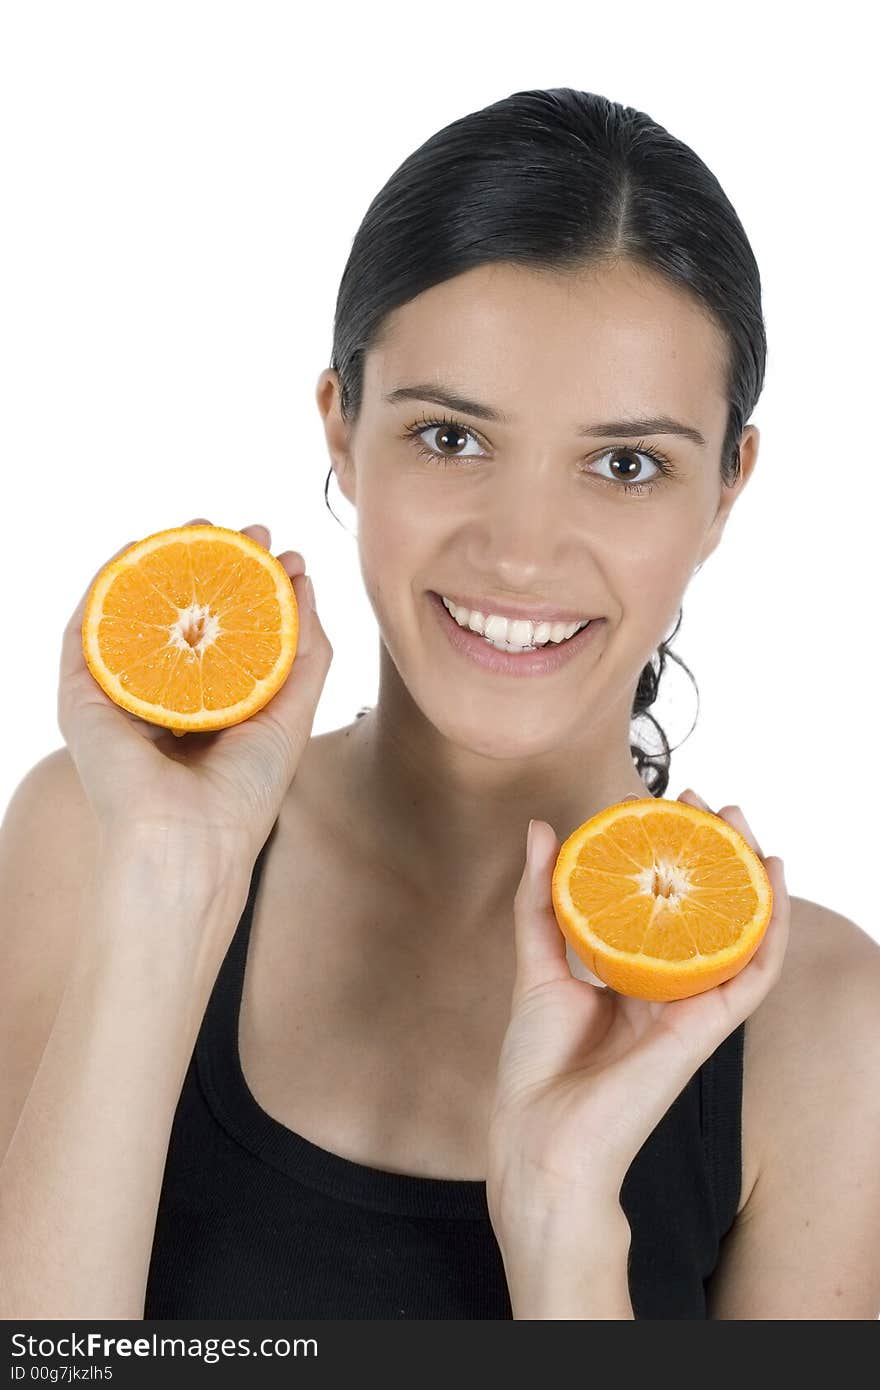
[332,695,647,935]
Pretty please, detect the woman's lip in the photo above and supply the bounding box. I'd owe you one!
[427,589,604,677]
[430,590,596,625]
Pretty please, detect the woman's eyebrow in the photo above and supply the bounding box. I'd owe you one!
[383,382,707,448]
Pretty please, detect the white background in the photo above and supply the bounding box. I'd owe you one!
[0,1,876,941]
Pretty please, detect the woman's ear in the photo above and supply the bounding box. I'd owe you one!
[315,368,357,507]
[698,424,761,566]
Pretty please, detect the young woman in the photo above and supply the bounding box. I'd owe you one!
[2,87,878,1321]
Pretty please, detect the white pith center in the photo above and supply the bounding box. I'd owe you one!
[638,857,694,905]
[171,603,222,655]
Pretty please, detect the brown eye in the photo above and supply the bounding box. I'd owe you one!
[586,444,671,495]
[432,423,471,455]
[405,416,485,464]
[591,446,661,485]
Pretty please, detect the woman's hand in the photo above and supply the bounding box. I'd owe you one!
[486,789,789,1247]
[59,518,333,869]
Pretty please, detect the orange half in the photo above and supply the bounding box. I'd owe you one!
[82,524,299,732]
[551,797,773,1001]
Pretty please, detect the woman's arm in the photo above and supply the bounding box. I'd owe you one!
[0,838,247,1320]
[487,798,789,1320]
[499,1201,634,1319]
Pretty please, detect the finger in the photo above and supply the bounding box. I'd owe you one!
[716,803,765,861]
[239,523,271,550]
[276,551,306,580]
[678,787,714,814]
[512,819,570,1001]
[511,797,640,1003]
[677,787,706,807]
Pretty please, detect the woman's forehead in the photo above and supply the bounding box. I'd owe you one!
[366,262,728,442]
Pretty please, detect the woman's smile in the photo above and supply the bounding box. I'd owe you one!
[426,589,605,677]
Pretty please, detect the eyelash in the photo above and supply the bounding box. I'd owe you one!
[401,412,675,494]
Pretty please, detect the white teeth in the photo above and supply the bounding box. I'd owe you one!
[440,595,590,650]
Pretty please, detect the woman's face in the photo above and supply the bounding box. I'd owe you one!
[318,259,757,760]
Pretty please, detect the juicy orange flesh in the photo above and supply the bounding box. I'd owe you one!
[96,540,286,714]
[569,810,759,961]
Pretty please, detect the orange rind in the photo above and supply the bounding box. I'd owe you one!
[82,524,298,733]
[551,797,773,1001]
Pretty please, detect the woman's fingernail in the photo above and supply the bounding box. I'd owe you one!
[305,575,316,610]
[527,819,546,884]
[527,818,542,872]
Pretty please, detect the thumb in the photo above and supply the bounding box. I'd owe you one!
[512,794,644,1003]
[511,818,569,1002]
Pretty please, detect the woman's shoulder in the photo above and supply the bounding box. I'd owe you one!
[746,892,879,1130]
[721,891,880,1314]
[769,893,877,1002]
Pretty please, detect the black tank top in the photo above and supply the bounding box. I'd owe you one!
[144,817,746,1320]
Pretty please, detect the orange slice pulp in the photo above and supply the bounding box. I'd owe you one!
[551,797,773,1001]
[82,524,299,732]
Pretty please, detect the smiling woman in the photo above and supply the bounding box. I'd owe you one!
[9,84,867,1326]
[142,85,878,1325]
[322,88,766,798]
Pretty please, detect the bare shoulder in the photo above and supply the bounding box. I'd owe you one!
[0,746,100,1162]
[745,893,879,1083]
[0,745,98,870]
[0,742,100,977]
[710,892,880,1317]
[743,892,880,1180]
[787,892,879,967]
[747,891,878,1044]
